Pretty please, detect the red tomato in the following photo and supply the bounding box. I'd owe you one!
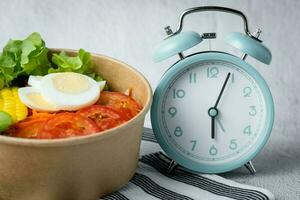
[39,113,100,139]
[97,91,142,120]
[77,105,126,131]
[7,118,48,139]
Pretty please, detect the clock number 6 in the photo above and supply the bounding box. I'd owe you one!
[168,107,177,118]
[209,145,218,156]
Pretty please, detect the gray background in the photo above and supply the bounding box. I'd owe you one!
[0,0,299,199]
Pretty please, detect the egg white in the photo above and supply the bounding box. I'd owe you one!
[39,72,101,111]
[28,75,43,88]
[18,87,60,112]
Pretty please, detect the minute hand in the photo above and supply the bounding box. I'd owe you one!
[214,72,231,108]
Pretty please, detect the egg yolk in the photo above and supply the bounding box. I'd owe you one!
[27,92,56,110]
[51,73,90,94]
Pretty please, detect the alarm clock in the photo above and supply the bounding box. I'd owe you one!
[151,6,274,174]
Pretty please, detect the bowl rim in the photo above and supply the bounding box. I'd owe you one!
[0,49,152,147]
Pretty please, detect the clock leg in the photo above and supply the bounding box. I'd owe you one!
[167,159,179,174]
[244,160,256,175]
[157,152,179,174]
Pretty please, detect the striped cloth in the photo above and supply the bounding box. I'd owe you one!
[102,127,274,200]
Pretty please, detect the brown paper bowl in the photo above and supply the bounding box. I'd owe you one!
[0,49,152,200]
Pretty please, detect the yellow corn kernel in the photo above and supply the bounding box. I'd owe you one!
[0,87,28,122]
[15,100,28,121]
[1,88,12,97]
[2,97,16,122]
[12,87,19,98]
[0,98,3,110]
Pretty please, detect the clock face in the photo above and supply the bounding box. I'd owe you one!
[151,53,274,173]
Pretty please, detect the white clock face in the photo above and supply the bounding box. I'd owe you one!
[159,60,267,164]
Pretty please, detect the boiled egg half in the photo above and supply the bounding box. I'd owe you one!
[19,72,106,111]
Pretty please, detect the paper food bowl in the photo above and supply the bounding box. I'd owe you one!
[0,49,152,200]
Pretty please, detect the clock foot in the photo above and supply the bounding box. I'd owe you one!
[244,160,256,175]
[167,159,179,174]
[157,152,179,174]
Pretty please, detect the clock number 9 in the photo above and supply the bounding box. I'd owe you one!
[168,107,177,118]
[207,67,219,78]
[243,86,252,97]
[229,139,238,150]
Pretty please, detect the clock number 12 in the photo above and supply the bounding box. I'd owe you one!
[207,67,219,78]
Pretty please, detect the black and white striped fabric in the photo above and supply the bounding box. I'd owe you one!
[102,127,274,200]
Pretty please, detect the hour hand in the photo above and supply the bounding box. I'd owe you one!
[208,107,218,139]
[211,117,215,139]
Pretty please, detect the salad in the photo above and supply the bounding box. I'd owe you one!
[0,33,142,139]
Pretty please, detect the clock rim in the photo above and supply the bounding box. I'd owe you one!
[151,51,274,173]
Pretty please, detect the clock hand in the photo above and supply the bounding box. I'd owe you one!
[211,117,215,139]
[208,73,231,139]
[208,107,218,139]
[214,72,231,108]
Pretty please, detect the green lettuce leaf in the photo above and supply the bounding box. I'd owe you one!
[0,33,105,89]
[50,49,103,81]
[0,32,51,89]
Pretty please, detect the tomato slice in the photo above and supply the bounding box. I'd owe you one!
[77,105,126,131]
[39,113,100,139]
[97,91,142,120]
[7,118,49,138]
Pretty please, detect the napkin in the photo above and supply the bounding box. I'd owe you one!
[102,128,274,200]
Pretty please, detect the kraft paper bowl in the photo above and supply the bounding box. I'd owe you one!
[0,49,152,200]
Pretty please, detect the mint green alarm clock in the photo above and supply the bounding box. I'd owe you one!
[151,7,274,174]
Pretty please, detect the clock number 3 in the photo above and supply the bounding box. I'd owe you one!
[249,106,257,116]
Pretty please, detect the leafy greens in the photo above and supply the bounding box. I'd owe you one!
[50,49,103,81]
[0,32,50,88]
[0,32,104,89]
